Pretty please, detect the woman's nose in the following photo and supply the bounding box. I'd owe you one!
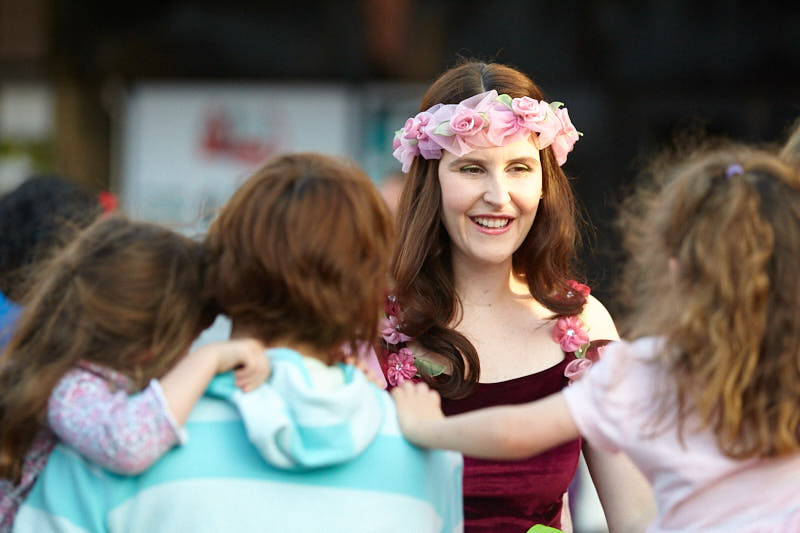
[483,173,511,206]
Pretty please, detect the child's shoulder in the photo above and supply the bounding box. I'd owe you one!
[50,362,132,408]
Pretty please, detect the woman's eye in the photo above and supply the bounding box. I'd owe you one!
[460,165,483,175]
[508,165,531,173]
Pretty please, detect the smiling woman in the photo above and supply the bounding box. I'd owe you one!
[379,60,655,532]
[438,140,543,267]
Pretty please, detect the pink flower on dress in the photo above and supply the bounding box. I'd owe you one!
[566,280,590,299]
[565,341,607,383]
[552,315,590,353]
[380,315,411,344]
[564,357,593,383]
[384,294,400,317]
[386,348,417,386]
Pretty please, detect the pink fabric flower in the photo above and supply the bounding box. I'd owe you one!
[552,315,590,353]
[550,107,580,166]
[566,280,590,299]
[486,105,523,146]
[512,97,549,127]
[386,348,417,386]
[530,105,560,149]
[403,112,433,140]
[384,295,400,317]
[564,357,593,383]
[392,134,421,173]
[391,89,581,170]
[584,342,606,363]
[380,315,411,344]
[448,106,486,137]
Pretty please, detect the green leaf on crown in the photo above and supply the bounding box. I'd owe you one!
[432,121,455,136]
[495,94,513,109]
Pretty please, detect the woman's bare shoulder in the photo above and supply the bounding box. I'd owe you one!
[580,295,619,341]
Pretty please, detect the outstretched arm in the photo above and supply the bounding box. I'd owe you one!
[48,339,268,475]
[391,381,580,459]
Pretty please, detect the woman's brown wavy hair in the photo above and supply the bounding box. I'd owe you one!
[390,61,585,399]
[617,141,800,459]
[0,215,214,482]
[204,153,394,361]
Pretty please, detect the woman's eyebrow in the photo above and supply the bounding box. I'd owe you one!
[447,157,485,168]
[506,157,540,166]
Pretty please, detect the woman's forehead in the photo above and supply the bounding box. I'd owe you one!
[440,138,541,165]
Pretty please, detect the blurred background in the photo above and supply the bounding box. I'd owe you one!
[2,1,799,531]
[3,0,800,303]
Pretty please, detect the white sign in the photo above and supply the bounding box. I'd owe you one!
[119,84,356,226]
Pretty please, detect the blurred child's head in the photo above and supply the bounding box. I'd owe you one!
[619,142,800,458]
[204,152,394,362]
[0,175,101,302]
[0,215,213,480]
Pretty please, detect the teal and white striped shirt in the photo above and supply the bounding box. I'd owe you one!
[15,348,463,533]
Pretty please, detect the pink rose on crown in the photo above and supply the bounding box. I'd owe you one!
[512,97,549,128]
[392,132,421,173]
[486,105,523,146]
[550,107,580,166]
[386,347,417,386]
[552,315,590,353]
[448,106,486,137]
[403,111,433,141]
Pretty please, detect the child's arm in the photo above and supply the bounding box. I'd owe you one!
[47,338,268,475]
[391,381,580,459]
[158,338,268,425]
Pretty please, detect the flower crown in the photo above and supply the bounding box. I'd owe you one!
[392,89,581,172]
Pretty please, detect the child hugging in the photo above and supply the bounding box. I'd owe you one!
[0,216,268,532]
[393,140,800,532]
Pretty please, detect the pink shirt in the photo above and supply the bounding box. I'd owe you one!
[563,337,800,533]
[0,361,184,533]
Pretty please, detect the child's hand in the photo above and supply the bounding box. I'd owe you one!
[390,381,444,445]
[213,339,271,392]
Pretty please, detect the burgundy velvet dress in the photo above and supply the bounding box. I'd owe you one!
[441,353,581,532]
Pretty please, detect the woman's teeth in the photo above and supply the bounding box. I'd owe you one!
[472,217,510,228]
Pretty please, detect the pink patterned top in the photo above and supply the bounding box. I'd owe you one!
[0,361,185,533]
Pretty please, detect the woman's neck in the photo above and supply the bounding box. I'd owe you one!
[452,256,529,307]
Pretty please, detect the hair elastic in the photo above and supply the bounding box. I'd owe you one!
[725,164,744,179]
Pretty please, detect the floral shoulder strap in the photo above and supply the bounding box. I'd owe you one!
[551,281,611,383]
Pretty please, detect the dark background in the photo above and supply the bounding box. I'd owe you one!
[3,0,800,311]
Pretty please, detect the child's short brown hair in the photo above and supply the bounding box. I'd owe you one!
[205,153,394,361]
